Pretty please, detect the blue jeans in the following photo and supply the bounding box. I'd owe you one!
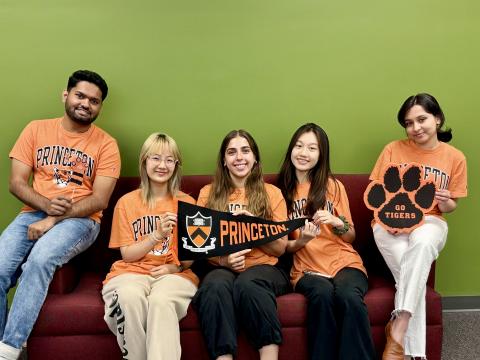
[0,211,100,350]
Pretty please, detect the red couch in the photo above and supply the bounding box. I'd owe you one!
[27,174,442,359]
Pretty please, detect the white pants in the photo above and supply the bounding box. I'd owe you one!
[373,216,448,359]
[102,273,197,360]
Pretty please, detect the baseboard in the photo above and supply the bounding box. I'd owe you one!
[442,296,480,311]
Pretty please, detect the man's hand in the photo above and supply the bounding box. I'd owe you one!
[28,216,56,240]
[45,196,72,216]
[54,175,117,221]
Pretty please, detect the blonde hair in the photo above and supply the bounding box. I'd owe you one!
[139,133,182,208]
[206,130,272,219]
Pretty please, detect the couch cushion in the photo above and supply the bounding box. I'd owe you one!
[35,272,440,337]
[33,273,109,336]
[365,284,442,325]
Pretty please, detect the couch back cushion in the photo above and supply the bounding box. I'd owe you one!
[77,174,396,284]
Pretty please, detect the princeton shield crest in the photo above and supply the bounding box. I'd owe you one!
[187,212,212,248]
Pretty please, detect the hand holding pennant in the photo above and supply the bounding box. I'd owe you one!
[177,201,306,261]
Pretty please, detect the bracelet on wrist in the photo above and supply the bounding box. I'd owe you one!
[332,215,349,236]
[177,264,184,272]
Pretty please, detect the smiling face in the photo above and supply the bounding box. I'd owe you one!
[290,131,320,181]
[224,135,256,187]
[404,104,440,149]
[145,147,177,185]
[63,81,103,127]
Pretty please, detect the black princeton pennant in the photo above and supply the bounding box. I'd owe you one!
[177,201,306,260]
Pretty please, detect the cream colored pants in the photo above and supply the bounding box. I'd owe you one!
[102,273,197,360]
[373,216,448,359]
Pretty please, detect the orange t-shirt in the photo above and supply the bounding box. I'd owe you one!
[197,183,287,270]
[370,139,468,217]
[289,179,367,288]
[9,118,121,223]
[104,189,198,286]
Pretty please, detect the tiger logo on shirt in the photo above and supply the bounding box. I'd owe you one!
[151,237,170,256]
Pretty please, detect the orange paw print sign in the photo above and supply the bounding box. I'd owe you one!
[364,163,436,233]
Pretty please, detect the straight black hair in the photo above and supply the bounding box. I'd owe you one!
[278,123,339,217]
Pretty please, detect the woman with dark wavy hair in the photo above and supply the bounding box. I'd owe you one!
[192,130,290,360]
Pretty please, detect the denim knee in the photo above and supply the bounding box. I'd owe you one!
[20,251,57,279]
[0,271,15,295]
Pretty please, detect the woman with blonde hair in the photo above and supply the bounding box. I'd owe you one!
[102,133,198,360]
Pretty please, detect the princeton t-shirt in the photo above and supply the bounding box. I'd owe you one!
[9,118,121,222]
[104,189,198,286]
[289,179,366,287]
[197,183,287,270]
[370,139,468,217]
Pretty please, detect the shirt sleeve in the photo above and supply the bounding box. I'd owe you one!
[178,193,196,205]
[268,185,287,222]
[109,199,133,249]
[96,137,121,179]
[448,155,468,198]
[196,185,210,207]
[336,181,354,228]
[9,121,35,167]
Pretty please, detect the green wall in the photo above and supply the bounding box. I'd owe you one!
[1,1,478,296]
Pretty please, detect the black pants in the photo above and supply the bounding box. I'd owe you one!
[192,264,290,359]
[295,268,376,360]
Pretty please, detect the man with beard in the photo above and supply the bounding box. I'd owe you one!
[0,70,121,359]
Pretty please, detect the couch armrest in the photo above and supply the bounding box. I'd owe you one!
[48,263,80,294]
[427,261,436,288]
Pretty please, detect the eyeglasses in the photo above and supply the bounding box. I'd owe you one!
[147,155,177,167]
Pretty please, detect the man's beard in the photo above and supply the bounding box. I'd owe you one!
[65,105,98,125]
